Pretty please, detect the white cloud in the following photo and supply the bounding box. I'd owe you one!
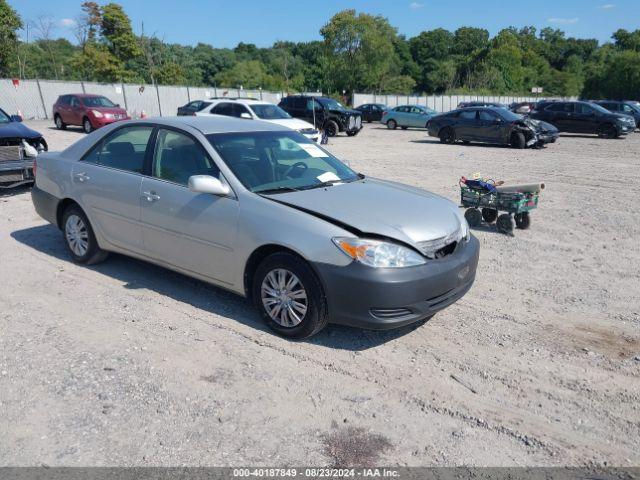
[409,2,424,9]
[547,17,579,24]
[58,18,76,28]
[599,3,615,8]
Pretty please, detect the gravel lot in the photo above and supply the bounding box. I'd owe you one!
[1,120,639,467]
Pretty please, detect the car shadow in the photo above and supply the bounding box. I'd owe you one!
[11,224,422,351]
[0,184,32,198]
[559,134,624,140]
[410,139,514,149]
[46,126,86,134]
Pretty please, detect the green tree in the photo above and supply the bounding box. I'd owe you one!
[0,0,22,76]
[100,3,140,61]
[320,9,398,95]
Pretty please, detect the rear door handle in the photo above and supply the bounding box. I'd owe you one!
[142,191,160,202]
[73,172,89,182]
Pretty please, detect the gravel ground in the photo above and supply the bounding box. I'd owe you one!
[1,120,639,467]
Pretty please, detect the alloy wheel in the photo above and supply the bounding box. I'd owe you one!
[65,214,89,257]
[260,268,308,327]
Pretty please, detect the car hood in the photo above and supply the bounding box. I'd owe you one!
[87,106,127,115]
[262,117,317,131]
[610,112,635,122]
[271,178,463,246]
[522,118,558,133]
[0,121,43,139]
[329,108,361,116]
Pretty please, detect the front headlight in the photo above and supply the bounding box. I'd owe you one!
[91,110,103,118]
[459,217,470,241]
[332,237,426,268]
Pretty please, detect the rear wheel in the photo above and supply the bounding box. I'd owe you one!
[252,252,328,339]
[62,205,108,264]
[481,208,498,223]
[387,119,397,130]
[510,131,526,149]
[515,212,531,229]
[439,127,455,144]
[83,117,93,134]
[464,208,482,227]
[54,114,66,130]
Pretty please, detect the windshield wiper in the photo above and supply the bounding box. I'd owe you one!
[254,186,301,194]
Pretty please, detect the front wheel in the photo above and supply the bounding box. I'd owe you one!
[439,127,455,144]
[324,120,338,137]
[387,119,397,130]
[598,124,618,139]
[510,131,526,149]
[496,214,514,234]
[515,212,531,229]
[83,117,93,134]
[62,205,108,264]
[464,208,482,227]
[252,252,328,339]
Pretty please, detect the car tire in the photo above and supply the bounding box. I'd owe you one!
[481,208,498,223]
[346,130,359,137]
[62,205,108,265]
[54,114,66,130]
[83,117,93,134]
[496,214,515,234]
[387,119,397,130]
[324,120,339,137]
[252,252,328,339]
[464,208,482,227]
[598,124,618,139]
[439,127,455,144]
[515,212,531,229]
[510,131,526,149]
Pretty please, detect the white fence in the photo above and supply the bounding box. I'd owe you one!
[0,78,289,120]
[353,92,573,112]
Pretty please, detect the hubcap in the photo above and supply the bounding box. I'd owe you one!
[261,268,308,327]
[65,214,89,257]
[56,117,61,127]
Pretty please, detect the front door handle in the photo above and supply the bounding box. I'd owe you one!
[142,191,160,202]
[73,172,90,182]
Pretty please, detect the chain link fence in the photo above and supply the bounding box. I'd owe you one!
[0,78,294,120]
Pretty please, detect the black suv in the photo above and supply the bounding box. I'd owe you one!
[278,95,362,137]
[530,101,636,138]
[593,100,640,129]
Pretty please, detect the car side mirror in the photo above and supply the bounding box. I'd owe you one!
[188,175,231,196]
[10,114,22,122]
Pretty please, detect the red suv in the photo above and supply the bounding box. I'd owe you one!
[53,94,130,133]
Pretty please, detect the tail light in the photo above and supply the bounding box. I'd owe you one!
[381,111,388,117]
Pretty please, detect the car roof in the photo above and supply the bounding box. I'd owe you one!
[207,98,272,106]
[136,115,288,134]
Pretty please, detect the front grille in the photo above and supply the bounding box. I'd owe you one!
[370,307,413,319]
[0,145,22,163]
[417,227,464,259]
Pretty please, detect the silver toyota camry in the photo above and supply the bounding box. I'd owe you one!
[32,116,479,338]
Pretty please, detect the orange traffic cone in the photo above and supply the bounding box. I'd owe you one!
[140,110,147,119]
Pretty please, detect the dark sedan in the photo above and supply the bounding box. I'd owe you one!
[354,103,387,122]
[427,107,559,148]
[0,108,48,188]
[177,100,212,116]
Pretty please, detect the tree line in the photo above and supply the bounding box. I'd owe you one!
[1,1,639,100]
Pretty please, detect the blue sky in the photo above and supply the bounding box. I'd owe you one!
[10,0,640,47]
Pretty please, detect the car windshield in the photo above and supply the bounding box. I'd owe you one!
[0,109,11,124]
[587,103,612,114]
[318,98,346,110]
[249,104,291,120]
[82,96,116,107]
[496,109,522,122]
[207,131,359,193]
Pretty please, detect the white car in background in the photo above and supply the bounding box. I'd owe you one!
[195,98,320,143]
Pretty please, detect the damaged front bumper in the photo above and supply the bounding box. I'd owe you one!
[0,141,45,188]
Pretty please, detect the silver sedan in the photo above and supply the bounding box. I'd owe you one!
[32,116,479,338]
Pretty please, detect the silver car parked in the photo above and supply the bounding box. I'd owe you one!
[32,116,479,338]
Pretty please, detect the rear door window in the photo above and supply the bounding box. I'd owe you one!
[211,103,234,116]
[459,110,477,120]
[83,126,153,173]
[478,110,497,121]
[576,103,595,114]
